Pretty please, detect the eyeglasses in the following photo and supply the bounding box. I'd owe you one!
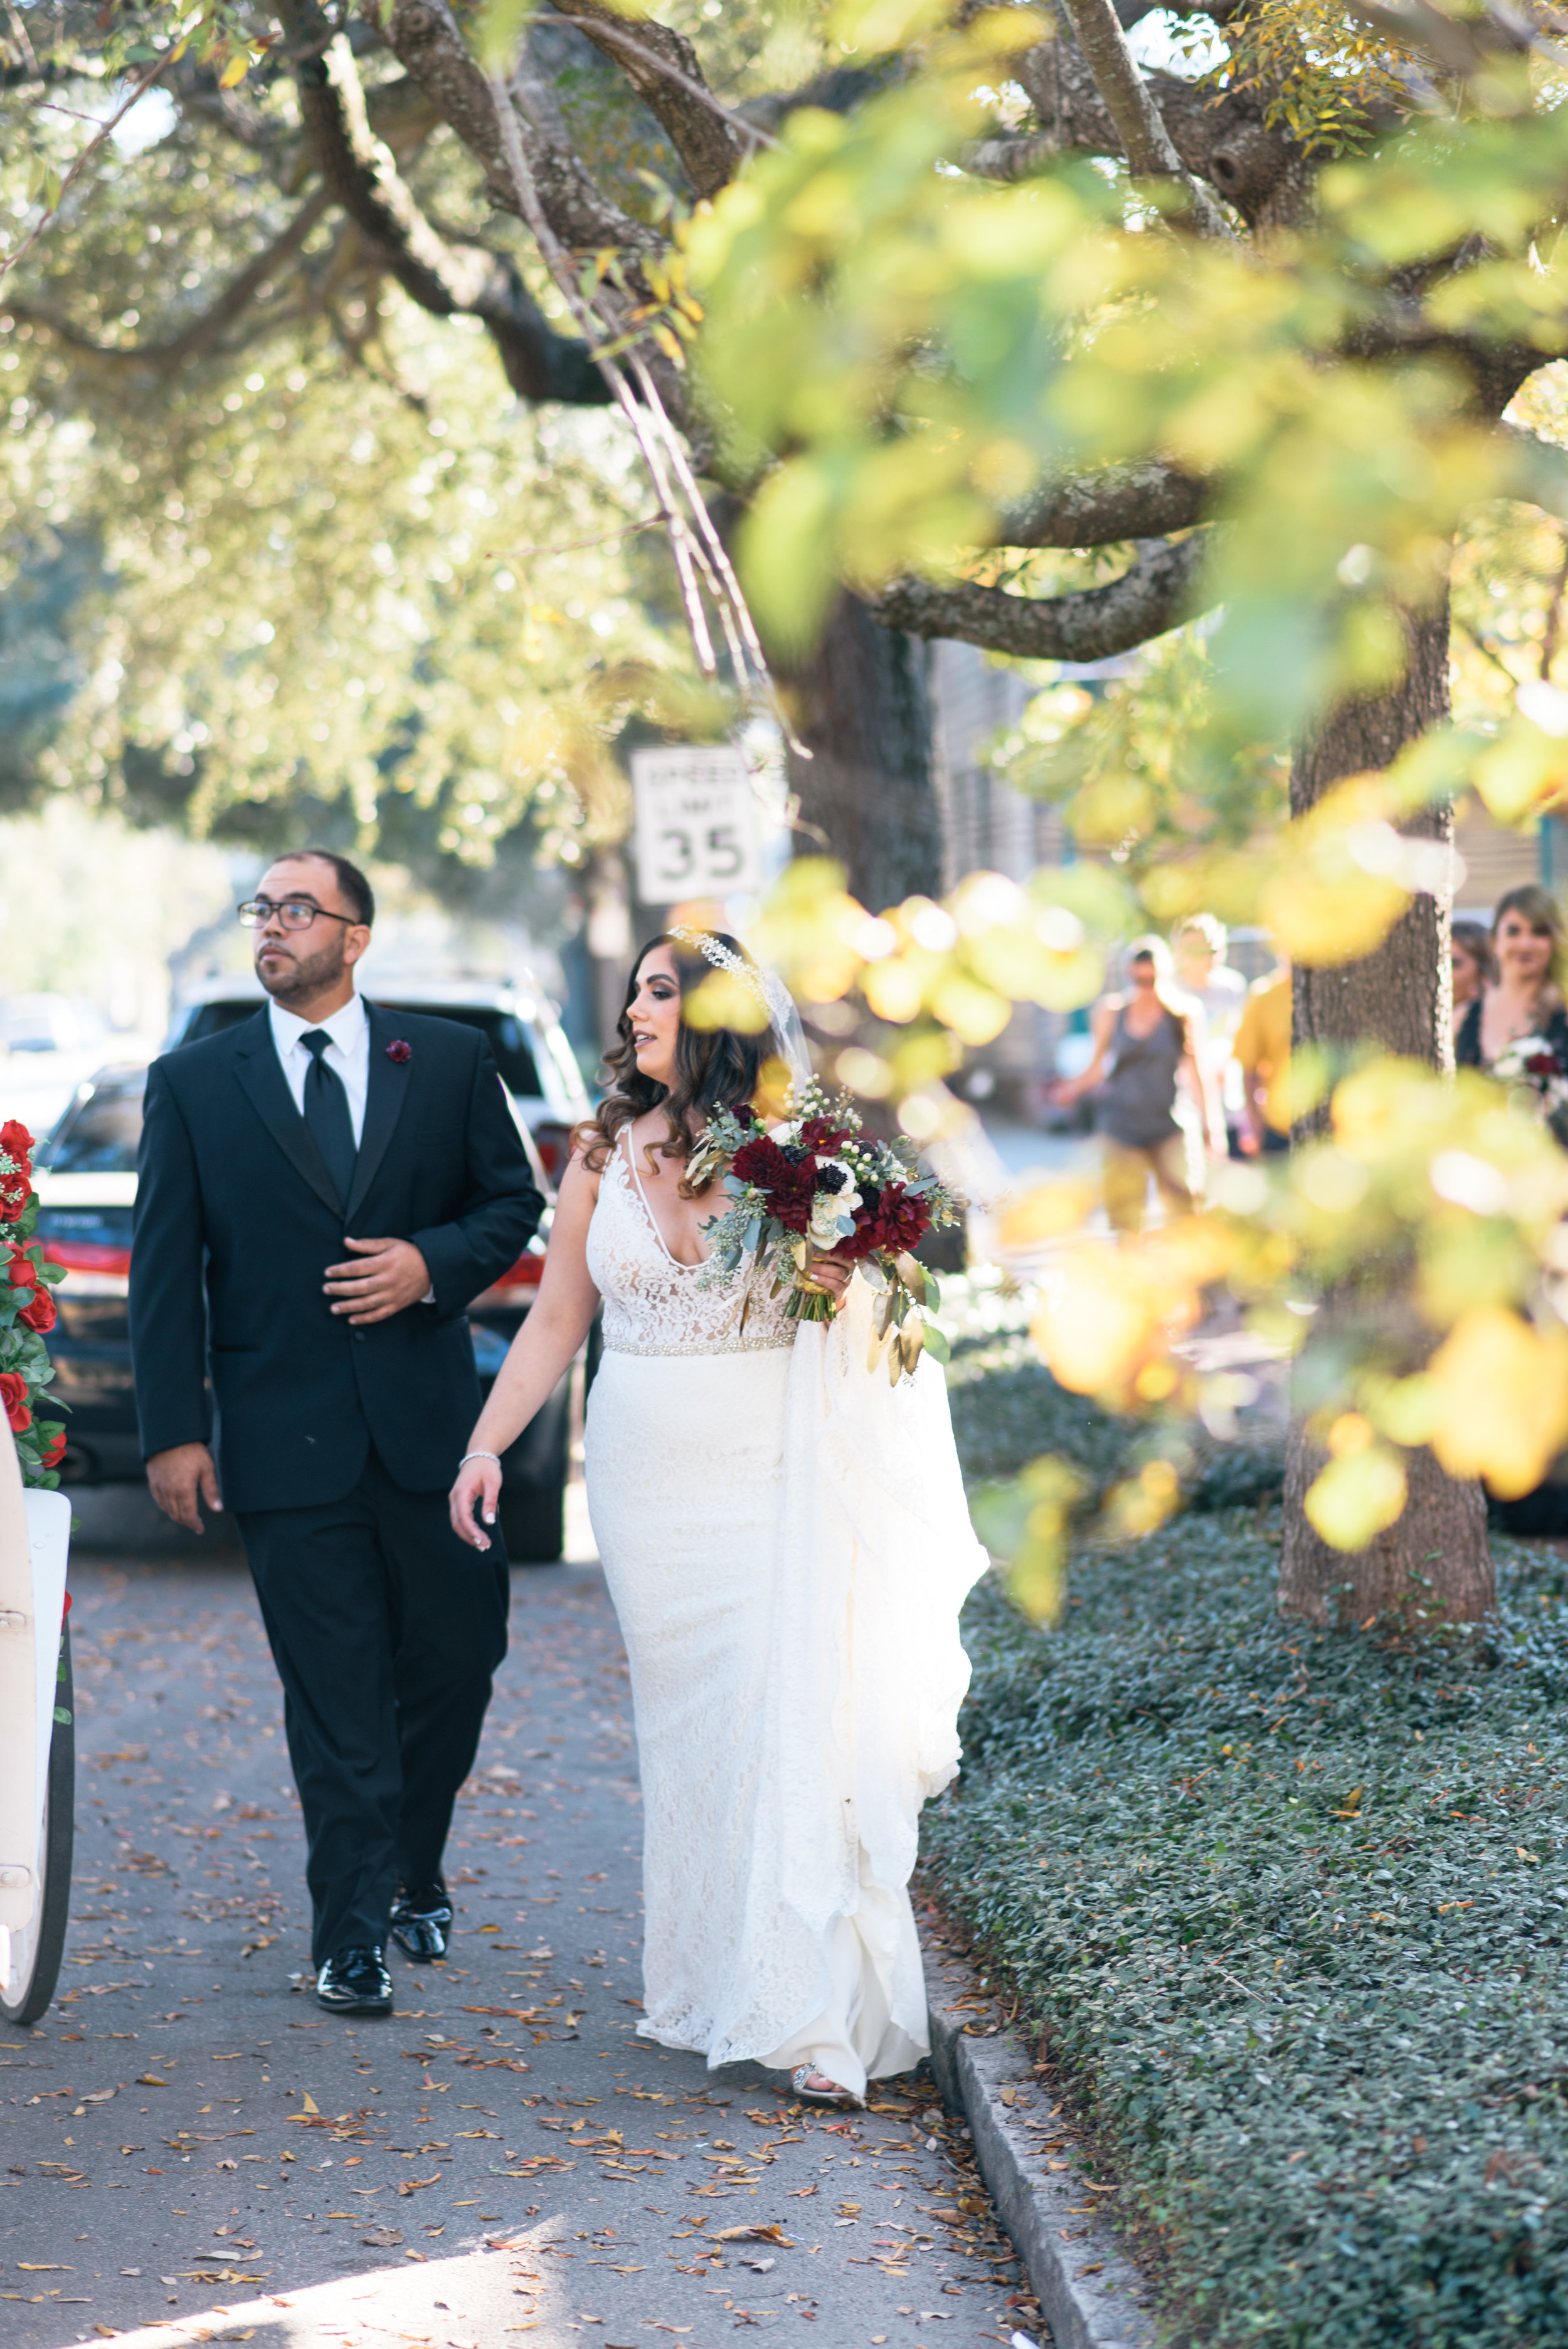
[238,897,357,931]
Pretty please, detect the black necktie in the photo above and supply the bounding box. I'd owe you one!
[299,1029,357,1208]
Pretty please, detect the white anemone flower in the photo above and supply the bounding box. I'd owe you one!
[808,1159,862,1248]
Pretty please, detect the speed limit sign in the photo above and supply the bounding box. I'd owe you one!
[631,745,763,904]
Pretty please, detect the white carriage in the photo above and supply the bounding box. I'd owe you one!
[0,1428,73,2025]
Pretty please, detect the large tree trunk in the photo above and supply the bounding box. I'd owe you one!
[780,592,944,913]
[1278,590,1495,1626]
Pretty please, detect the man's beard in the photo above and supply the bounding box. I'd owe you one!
[256,935,347,1006]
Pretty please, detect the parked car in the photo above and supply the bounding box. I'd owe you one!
[33,1040,573,1562]
[166,975,591,1182]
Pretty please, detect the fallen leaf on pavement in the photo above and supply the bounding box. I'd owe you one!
[711,2225,792,2246]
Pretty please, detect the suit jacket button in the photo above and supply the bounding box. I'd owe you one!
[352,1329,367,1343]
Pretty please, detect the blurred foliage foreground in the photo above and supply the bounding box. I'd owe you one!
[758,859,1568,1612]
[924,1503,1568,2349]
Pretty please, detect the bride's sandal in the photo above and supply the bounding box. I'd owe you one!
[790,2062,866,2111]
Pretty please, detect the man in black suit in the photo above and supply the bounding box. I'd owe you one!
[130,851,544,2015]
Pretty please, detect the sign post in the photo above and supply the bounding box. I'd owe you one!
[631,745,762,905]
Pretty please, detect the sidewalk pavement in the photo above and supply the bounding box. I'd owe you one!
[1,1492,1044,2349]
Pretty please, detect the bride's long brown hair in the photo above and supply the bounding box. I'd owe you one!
[573,931,784,1195]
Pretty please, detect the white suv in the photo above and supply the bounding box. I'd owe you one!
[165,973,591,1182]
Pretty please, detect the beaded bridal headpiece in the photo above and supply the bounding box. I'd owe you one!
[668,926,808,1078]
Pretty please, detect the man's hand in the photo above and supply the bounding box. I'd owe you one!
[324,1236,432,1325]
[148,1442,222,1535]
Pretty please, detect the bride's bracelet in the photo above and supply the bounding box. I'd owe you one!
[459,1449,502,1470]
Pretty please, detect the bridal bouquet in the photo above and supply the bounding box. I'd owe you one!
[690,1079,960,1381]
[1492,1035,1568,1143]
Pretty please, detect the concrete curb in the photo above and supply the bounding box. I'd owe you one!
[924,1961,1158,2349]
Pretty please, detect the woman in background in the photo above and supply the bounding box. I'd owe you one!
[1449,920,1493,1042]
[1457,893,1568,1531]
[1053,935,1226,1233]
[1455,886,1568,1073]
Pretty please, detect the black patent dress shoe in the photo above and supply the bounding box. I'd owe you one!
[389,1882,453,1963]
[315,1945,393,2014]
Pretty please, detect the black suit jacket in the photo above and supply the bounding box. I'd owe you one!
[130,1000,544,1514]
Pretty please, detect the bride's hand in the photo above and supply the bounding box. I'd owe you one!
[450,1455,502,1551]
[810,1252,853,1306]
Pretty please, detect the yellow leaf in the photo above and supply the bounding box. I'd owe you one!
[1101,1457,1181,1539]
[1259,775,1411,969]
[684,967,771,1036]
[863,957,926,1024]
[998,1178,1096,1251]
[1424,1306,1568,1498]
[827,0,949,57]
[1471,722,1568,826]
[1030,1248,1160,1398]
[1303,1445,1408,1551]
[929,970,1010,1045]
[218,48,253,87]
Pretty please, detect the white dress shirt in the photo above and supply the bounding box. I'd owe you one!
[269,993,370,1147]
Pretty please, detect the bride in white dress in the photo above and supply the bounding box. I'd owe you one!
[450,930,985,2106]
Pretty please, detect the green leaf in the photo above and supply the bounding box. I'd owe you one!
[474,0,537,75]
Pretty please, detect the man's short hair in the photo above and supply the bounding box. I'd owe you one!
[279,849,374,928]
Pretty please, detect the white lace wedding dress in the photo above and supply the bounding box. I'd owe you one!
[583,1129,987,2095]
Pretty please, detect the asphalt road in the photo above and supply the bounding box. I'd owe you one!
[1,1486,1044,2349]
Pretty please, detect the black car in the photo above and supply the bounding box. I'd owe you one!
[34,1060,572,1561]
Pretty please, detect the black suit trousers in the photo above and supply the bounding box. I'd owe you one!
[236,1449,509,1965]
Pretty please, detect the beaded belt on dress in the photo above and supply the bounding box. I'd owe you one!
[601,1330,797,1357]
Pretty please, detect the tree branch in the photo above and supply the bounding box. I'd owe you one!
[872,534,1210,661]
[369,0,652,252]
[1499,422,1568,522]
[739,60,897,135]
[545,0,753,198]
[995,458,1209,547]
[280,1,613,405]
[1014,16,1309,229]
[963,129,1067,183]
[1057,0,1236,238]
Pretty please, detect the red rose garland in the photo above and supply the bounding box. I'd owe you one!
[0,1121,66,1483]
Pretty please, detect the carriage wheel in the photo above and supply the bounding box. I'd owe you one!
[1,1623,75,2027]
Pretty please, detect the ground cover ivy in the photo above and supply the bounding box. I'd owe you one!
[924,1501,1568,2348]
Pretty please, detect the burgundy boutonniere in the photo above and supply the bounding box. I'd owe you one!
[386,1039,412,1064]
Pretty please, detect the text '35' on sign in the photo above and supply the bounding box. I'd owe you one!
[631,745,763,904]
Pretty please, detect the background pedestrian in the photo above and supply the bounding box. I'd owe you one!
[1454,885,1568,1073]
[1172,912,1248,1165]
[1052,936,1226,1234]
[1450,919,1494,1037]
